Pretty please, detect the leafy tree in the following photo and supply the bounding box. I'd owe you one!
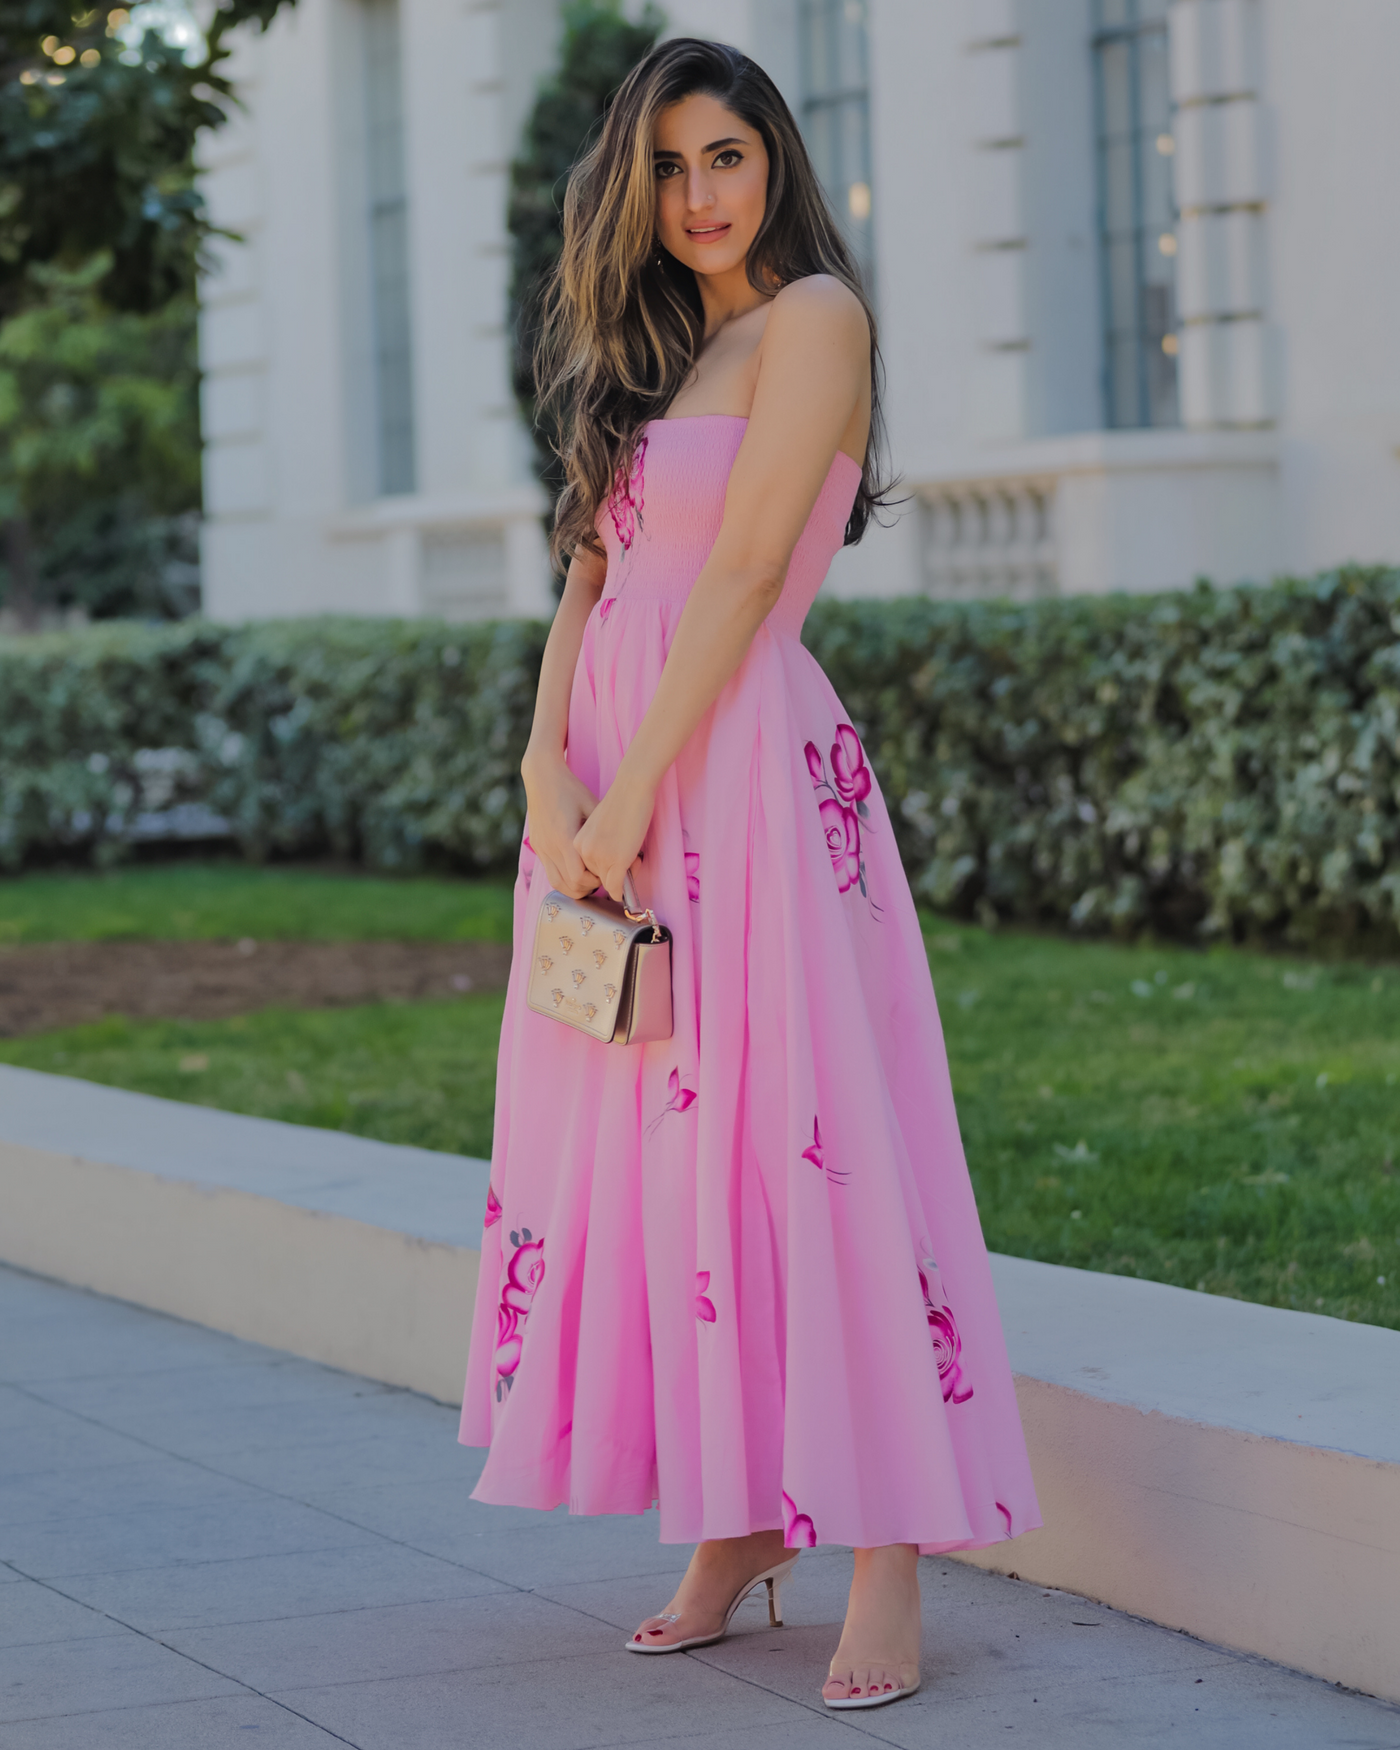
[0,0,295,318]
[0,255,200,620]
[0,0,295,620]
[507,0,664,505]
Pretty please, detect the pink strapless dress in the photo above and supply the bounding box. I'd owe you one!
[459,415,1040,1554]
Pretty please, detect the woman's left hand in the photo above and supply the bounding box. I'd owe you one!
[573,772,656,901]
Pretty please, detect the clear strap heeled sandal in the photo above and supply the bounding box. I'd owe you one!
[624,1555,799,1653]
[823,1669,922,1710]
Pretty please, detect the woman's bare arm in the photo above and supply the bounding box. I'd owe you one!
[521,546,607,897]
[574,276,870,899]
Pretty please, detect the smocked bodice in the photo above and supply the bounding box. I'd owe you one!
[594,414,861,638]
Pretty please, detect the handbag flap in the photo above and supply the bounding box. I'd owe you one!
[525,889,658,1042]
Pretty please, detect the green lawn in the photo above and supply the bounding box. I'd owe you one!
[925,925,1398,1331]
[3,862,1396,1329]
[0,861,515,945]
[1,997,506,1160]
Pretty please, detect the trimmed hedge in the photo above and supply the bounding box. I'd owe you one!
[0,618,547,874]
[2,567,1398,947]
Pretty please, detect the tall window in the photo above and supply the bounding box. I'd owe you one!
[798,0,874,284]
[1093,0,1178,428]
[364,0,416,495]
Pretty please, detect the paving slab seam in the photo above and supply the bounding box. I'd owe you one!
[2,1343,822,1688]
[0,1557,367,1745]
[0,1371,496,1585]
[5,1340,866,1723]
[21,1541,390,1586]
[681,1649,914,1744]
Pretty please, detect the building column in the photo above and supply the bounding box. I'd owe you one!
[963,0,1030,442]
[1170,0,1275,428]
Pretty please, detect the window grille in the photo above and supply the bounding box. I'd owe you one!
[797,0,875,285]
[364,0,416,496]
[1092,0,1179,429]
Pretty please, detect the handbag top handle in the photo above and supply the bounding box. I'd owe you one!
[621,871,662,942]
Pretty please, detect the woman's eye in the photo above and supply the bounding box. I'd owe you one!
[654,161,680,179]
[714,150,742,168]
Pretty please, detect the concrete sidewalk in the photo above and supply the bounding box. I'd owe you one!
[3,1266,1398,1749]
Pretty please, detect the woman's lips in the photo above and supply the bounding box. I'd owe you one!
[686,223,732,245]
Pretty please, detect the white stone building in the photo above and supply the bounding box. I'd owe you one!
[198,0,1400,621]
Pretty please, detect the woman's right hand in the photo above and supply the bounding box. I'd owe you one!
[522,750,602,899]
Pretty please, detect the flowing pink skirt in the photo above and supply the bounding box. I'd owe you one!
[459,592,1040,1554]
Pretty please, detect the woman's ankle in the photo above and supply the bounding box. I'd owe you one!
[694,1529,787,1568]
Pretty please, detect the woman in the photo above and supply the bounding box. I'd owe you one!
[459,38,1040,1711]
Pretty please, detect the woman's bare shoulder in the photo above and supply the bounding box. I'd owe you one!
[766,274,870,342]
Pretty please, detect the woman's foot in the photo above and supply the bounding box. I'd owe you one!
[822,1543,922,1706]
[630,1529,792,1650]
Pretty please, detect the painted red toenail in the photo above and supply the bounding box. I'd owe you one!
[851,1687,861,1694]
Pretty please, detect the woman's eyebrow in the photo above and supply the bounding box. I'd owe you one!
[652,137,747,161]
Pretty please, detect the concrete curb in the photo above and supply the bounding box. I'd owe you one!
[0,1139,478,1404]
[954,1377,1399,1703]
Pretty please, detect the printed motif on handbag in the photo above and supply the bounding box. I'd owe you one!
[525,870,673,1044]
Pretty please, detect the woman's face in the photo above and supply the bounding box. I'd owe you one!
[652,92,769,279]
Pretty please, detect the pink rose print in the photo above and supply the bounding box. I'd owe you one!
[996,1501,1013,1537]
[805,731,879,909]
[495,1226,545,1401]
[484,1184,502,1228]
[781,1490,817,1549]
[801,1114,848,1185]
[819,797,862,893]
[607,433,648,552]
[919,1265,973,1405]
[598,597,615,623]
[684,851,700,903]
[694,1270,716,1323]
[646,1066,697,1137]
[830,723,872,805]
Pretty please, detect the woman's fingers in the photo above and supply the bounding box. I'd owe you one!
[536,849,568,894]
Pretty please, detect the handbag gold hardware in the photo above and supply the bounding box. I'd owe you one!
[525,870,673,1044]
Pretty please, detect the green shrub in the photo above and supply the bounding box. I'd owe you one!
[804,566,1400,946]
[1,567,1397,947]
[0,617,546,874]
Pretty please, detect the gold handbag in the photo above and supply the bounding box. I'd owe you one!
[525,871,673,1044]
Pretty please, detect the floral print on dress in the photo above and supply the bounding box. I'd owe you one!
[484,1184,503,1228]
[818,798,861,893]
[684,851,701,903]
[694,1271,716,1323]
[646,1066,697,1137]
[781,1490,817,1548]
[919,1256,973,1405]
[607,433,648,552]
[598,596,615,624]
[804,727,880,910]
[495,1226,545,1402]
[801,1114,848,1185]
[830,724,873,807]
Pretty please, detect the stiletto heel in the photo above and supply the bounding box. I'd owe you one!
[626,1555,799,1653]
[766,1564,791,1626]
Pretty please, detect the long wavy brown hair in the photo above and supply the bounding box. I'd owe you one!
[535,36,891,570]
